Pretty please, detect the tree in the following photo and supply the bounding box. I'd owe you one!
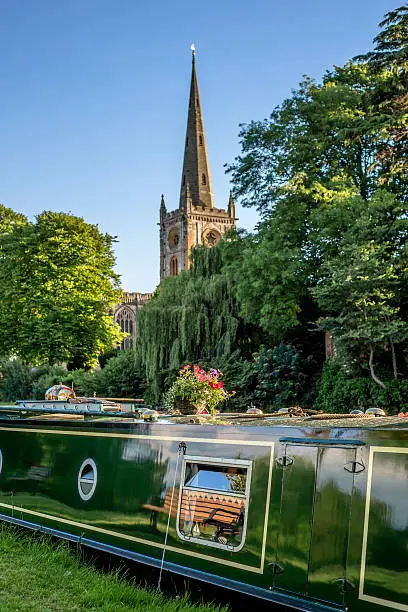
[0,211,123,367]
[353,6,408,197]
[0,204,28,234]
[356,5,408,88]
[228,5,408,215]
[220,204,311,340]
[313,191,408,386]
[224,5,408,380]
[136,245,261,402]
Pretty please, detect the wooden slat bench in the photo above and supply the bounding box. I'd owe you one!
[143,487,245,538]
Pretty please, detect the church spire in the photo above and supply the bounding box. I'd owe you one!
[179,45,214,209]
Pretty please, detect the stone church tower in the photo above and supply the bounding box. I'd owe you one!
[159,48,236,279]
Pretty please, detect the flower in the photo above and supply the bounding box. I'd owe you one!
[162,364,234,415]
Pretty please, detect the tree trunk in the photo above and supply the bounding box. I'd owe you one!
[369,343,385,388]
[389,336,398,380]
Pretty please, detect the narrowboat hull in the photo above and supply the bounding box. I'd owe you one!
[0,416,408,611]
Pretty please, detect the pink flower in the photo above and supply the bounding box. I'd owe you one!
[183,364,190,370]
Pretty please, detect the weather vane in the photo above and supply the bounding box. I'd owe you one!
[190,43,196,57]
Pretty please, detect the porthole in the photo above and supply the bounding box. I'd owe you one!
[77,458,97,501]
[0,449,3,475]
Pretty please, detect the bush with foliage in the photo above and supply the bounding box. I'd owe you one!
[252,344,308,409]
[315,360,408,415]
[0,359,33,402]
[93,350,145,398]
[0,350,145,403]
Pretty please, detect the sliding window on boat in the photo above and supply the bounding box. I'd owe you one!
[176,456,252,551]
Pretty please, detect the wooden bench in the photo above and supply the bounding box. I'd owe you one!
[143,487,245,538]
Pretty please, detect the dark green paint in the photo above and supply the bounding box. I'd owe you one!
[0,415,408,611]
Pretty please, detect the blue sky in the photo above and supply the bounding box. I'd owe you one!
[0,0,397,292]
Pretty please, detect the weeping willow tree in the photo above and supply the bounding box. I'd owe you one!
[136,245,256,402]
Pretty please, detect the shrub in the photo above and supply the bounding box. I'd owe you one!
[315,360,408,414]
[0,359,33,402]
[93,350,145,398]
[253,344,307,410]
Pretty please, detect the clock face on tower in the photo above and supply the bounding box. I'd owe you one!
[203,229,220,247]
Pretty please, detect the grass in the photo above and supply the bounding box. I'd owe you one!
[0,525,228,612]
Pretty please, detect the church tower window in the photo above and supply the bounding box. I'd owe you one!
[202,174,206,185]
[199,135,203,145]
[115,308,135,351]
[170,256,178,276]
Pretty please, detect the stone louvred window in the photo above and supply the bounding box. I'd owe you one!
[202,173,206,185]
[169,256,178,276]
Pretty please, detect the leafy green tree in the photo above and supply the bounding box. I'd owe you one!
[357,5,408,87]
[228,5,408,216]
[313,191,408,386]
[224,5,408,384]
[353,6,408,201]
[226,63,394,214]
[0,211,123,367]
[220,206,310,340]
[136,245,261,402]
[0,204,28,234]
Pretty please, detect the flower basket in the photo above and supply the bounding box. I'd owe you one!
[163,365,234,415]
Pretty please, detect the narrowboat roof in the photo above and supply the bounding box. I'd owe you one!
[0,402,407,429]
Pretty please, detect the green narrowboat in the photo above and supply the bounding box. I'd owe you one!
[0,402,407,612]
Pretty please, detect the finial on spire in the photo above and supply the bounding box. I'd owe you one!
[190,43,196,62]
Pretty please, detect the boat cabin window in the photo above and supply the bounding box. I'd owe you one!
[177,456,251,552]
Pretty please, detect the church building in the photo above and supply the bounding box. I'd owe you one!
[114,47,236,346]
[159,47,237,279]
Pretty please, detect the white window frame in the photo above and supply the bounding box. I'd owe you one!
[176,455,252,552]
[77,458,97,501]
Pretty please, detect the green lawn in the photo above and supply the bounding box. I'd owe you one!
[0,525,227,611]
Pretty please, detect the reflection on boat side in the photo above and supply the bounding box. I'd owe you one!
[179,489,246,547]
